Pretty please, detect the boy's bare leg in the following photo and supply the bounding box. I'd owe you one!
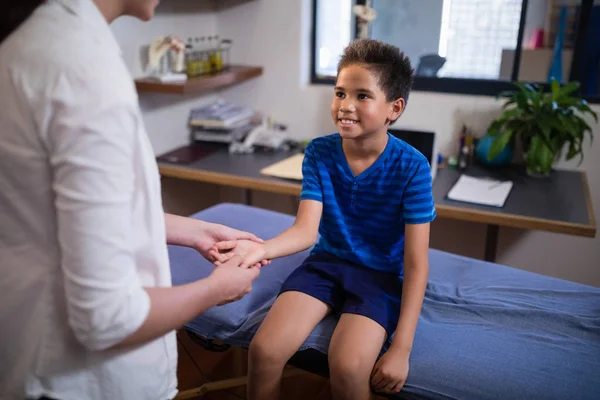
[328,314,388,400]
[247,291,331,400]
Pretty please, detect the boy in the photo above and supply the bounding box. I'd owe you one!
[211,39,435,400]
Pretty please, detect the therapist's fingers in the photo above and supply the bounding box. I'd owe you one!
[209,250,227,263]
[235,230,264,243]
[213,240,237,252]
[210,248,237,263]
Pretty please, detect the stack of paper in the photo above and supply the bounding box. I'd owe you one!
[260,154,304,181]
[189,100,255,128]
[446,174,513,207]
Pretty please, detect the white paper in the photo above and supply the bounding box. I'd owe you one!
[446,174,513,207]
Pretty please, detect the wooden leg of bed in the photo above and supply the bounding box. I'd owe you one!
[174,367,306,399]
[243,188,253,206]
[484,224,499,262]
[232,347,245,378]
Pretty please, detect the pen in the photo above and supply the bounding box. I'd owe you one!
[489,181,507,190]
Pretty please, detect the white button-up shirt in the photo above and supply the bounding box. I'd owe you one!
[0,1,177,399]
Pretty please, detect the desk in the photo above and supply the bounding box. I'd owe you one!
[158,147,596,262]
[433,166,596,261]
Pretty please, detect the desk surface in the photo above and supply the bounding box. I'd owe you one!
[158,148,303,195]
[433,166,596,237]
[158,147,596,238]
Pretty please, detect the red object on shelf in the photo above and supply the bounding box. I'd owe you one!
[529,28,545,49]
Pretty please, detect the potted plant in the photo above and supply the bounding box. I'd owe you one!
[487,79,597,176]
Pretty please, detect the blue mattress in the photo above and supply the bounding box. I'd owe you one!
[169,203,600,400]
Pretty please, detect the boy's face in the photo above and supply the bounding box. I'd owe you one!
[331,64,404,141]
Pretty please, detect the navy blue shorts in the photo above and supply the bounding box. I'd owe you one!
[280,252,403,337]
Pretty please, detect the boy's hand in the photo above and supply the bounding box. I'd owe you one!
[209,239,270,269]
[370,349,410,395]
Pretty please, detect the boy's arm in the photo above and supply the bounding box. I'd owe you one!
[210,199,322,268]
[371,222,430,394]
[263,199,323,260]
[389,222,430,354]
[212,142,323,268]
[391,158,434,353]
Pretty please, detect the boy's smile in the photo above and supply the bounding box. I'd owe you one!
[331,64,402,141]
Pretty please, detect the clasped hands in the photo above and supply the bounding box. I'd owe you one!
[209,239,271,269]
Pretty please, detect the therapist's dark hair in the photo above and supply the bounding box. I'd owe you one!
[0,1,44,44]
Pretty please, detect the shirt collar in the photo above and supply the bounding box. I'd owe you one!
[53,0,123,56]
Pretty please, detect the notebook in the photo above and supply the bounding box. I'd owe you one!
[446,174,513,207]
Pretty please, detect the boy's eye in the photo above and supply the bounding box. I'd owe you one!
[358,93,369,99]
[335,91,345,98]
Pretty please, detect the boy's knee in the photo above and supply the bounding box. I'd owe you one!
[328,351,372,386]
[249,334,287,367]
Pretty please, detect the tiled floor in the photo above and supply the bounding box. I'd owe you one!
[176,330,333,400]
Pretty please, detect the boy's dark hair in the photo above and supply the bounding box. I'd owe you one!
[337,39,414,106]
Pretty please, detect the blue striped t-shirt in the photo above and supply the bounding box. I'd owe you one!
[300,133,436,276]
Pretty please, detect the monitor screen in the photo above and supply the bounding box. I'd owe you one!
[388,128,435,165]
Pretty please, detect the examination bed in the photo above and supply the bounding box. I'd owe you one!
[169,203,600,399]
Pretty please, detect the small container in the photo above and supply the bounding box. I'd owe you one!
[184,36,232,77]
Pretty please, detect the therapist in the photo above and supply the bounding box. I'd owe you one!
[0,1,263,399]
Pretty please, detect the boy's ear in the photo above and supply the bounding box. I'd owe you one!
[388,98,405,122]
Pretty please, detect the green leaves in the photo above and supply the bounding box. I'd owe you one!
[487,129,513,160]
[559,81,580,97]
[526,136,554,174]
[487,78,596,173]
[551,78,561,100]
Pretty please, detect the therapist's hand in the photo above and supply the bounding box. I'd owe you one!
[207,255,260,305]
[164,213,264,262]
[195,222,264,261]
[210,239,270,269]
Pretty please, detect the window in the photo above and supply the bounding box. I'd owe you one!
[311,0,600,102]
[313,0,353,78]
[436,0,523,79]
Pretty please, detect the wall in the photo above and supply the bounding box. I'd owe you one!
[114,0,599,286]
[110,0,220,155]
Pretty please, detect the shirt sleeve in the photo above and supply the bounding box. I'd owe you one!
[300,141,323,202]
[402,158,436,224]
[47,70,150,351]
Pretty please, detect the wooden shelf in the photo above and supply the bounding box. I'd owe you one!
[134,65,263,95]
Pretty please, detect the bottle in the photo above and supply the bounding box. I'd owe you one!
[207,36,216,73]
[457,125,469,170]
[185,37,195,77]
[199,36,209,75]
[214,35,223,71]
